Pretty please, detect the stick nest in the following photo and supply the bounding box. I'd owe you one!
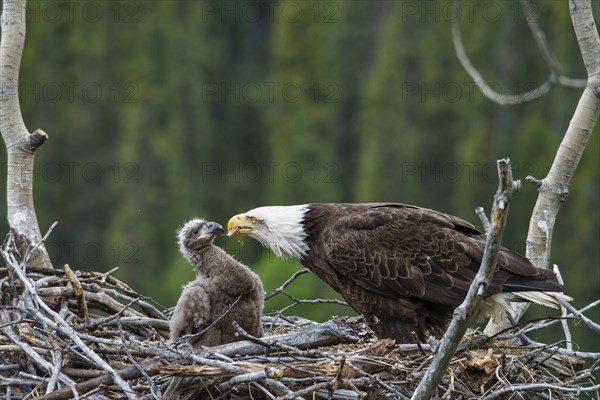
[1,240,598,399]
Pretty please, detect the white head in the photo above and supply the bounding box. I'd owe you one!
[227,205,310,260]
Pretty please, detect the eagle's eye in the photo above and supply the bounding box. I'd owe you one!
[251,217,257,224]
[191,227,200,236]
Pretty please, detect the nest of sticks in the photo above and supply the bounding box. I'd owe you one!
[1,235,599,399]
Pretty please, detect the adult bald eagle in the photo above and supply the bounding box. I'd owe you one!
[170,219,264,349]
[227,203,570,343]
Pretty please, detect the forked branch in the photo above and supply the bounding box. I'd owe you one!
[411,159,520,400]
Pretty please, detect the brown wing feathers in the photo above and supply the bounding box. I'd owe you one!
[303,203,564,342]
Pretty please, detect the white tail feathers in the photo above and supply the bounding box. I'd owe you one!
[481,291,573,323]
[513,291,573,309]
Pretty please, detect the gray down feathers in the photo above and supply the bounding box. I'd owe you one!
[170,218,264,350]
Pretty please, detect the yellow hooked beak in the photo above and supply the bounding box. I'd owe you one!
[227,213,255,236]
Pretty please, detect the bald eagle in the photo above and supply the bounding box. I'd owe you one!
[170,219,264,349]
[227,203,570,343]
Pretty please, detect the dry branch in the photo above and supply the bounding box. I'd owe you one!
[451,0,586,105]
[202,317,367,359]
[64,264,88,320]
[411,159,520,400]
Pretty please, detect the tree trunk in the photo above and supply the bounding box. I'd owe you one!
[486,0,600,333]
[1,0,51,268]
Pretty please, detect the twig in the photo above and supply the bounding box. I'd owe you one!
[23,222,58,267]
[279,380,333,400]
[517,334,600,359]
[0,364,19,371]
[452,0,549,104]
[552,264,572,350]
[216,367,281,392]
[451,0,585,105]
[199,318,364,358]
[100,288,167,320]
[64,264,88,320]
[232,320,272,348]
[174,295,242,346]
[266,268,310,300]
[411,159,520,400]
[278,293,348,314]
[479,382,600,400]
[74,299,142,330]
[161,377,183,400]
[474,207,491,234]
[40,222,59,243]
[251,382,277,399]
[262,377,296,397]
[0,377,46,386]
[335,354,346,385]
[520,0,586,88]
[118,321,161,399]
[558,300,600,334]
[61,368,104,378]
[316,388,362,400]
[411,332,426,356]
[45,339,63,394]
[520,299,600,334]
[112,316,169,331]
[187,354,247,375]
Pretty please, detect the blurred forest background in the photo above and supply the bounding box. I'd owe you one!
[1,1,598,348]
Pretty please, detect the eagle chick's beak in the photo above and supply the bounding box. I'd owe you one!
[196,222,225,240]
[206,222,225,236]
[227,213,254,236]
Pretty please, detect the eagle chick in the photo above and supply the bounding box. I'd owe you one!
[170,219,264,349]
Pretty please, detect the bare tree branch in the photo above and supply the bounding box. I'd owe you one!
[479,382,600,400]
[45,339,63,394]
[265,268,310,300]
[411,159,520,400]
[520,0,587,88]
[199,318,366,358]
[553,264,573,350]
[475,206,491,234]
[64,264,89,320]
[560,298,600,334]
[519,299,599,335]
[452,0,587,105]
[216,367,282,392]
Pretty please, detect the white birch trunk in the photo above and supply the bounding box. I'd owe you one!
[486,0,600,333]
[1,0,51,268]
